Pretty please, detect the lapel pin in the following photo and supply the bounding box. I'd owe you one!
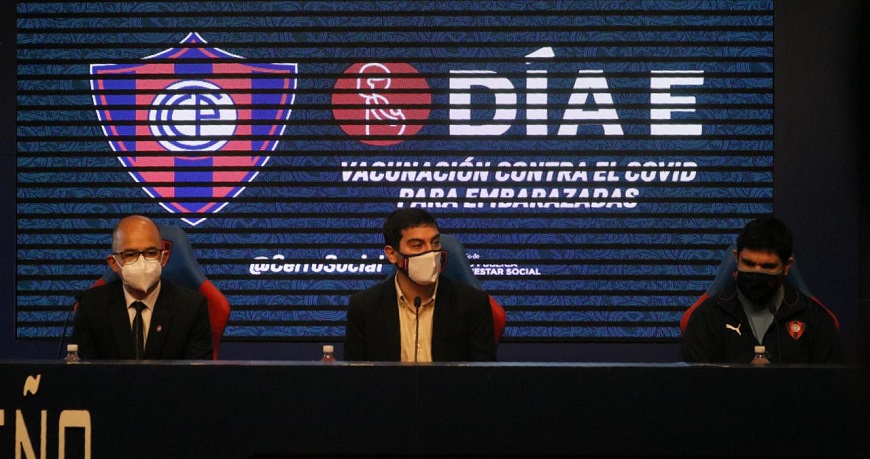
[156,325,163,333]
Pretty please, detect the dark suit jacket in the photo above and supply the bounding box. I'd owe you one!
[72,279,213,360]
[344,275,496,361]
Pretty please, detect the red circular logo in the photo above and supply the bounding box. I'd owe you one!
[332,62,431,146]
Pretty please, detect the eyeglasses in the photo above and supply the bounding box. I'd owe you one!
[112,248,163,265]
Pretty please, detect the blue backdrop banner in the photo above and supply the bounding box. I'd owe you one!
[16,1,774,341]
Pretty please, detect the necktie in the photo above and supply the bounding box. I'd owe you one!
[132,301,145,360]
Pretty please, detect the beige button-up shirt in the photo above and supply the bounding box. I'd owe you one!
[395,275,437,362]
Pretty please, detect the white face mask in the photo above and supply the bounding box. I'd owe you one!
[396,250,447,286]
[118,256,163,293]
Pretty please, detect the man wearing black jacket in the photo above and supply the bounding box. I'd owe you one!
[345,209,495,362]
[73,215,212,360]
[681,217,841,363]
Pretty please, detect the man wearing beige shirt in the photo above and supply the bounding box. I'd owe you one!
[344,209,495,362]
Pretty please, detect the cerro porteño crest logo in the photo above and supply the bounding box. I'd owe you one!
[90,32,297,226]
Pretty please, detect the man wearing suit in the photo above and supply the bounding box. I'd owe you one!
[345,209,495,362]
[72,215,212,360]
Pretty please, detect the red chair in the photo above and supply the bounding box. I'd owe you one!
[680,244,838,334]
[439,234,507,345]
[92,224,230,359]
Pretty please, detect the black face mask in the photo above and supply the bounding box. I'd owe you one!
[735,270,784,305]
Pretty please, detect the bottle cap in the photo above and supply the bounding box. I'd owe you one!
[754,345,766,353]
[67,344,78,352]
[323,345,334,353]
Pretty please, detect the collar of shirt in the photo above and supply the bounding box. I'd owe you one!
[394,274,438,311]
[123,280,162,346]
[394,275,438,363]
[737,286,783,344]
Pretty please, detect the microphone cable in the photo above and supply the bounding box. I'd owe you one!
[414,296,421,363]
[56,291,83,359]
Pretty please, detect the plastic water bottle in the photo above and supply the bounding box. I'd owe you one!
[320,345,336,364]
[64,344,81,363]
[751,345,770,365]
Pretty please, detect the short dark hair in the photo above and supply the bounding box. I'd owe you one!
[382,209,439,248]
[736,216,793,262]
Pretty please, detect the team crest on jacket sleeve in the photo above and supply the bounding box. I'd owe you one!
[90,32,297,226]
[787,320,806,340]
